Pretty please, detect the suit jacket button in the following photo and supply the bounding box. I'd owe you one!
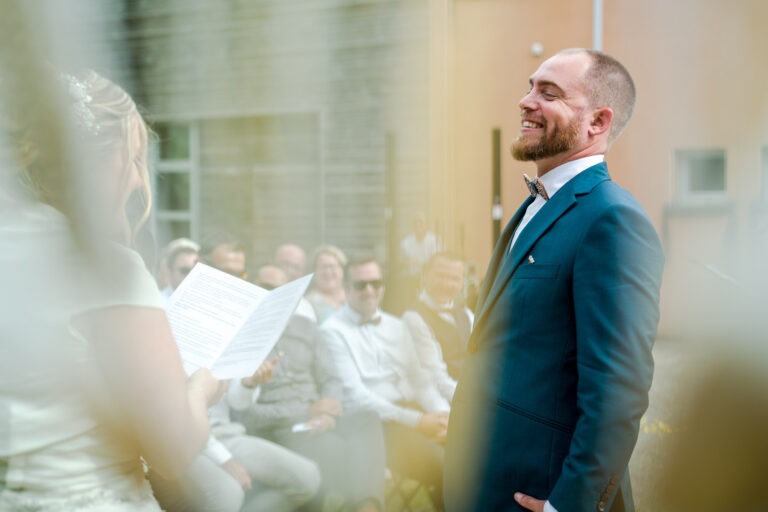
[609,475,619,485]
[597,500,606,512]
[468,341,478,354]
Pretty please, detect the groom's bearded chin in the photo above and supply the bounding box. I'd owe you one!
[511,118,580,161]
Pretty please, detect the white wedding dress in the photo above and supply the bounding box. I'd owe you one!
[0,202,164,511]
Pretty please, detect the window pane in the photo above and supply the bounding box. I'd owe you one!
[676,149,727,202]
[156,172,191,210]
[689,154,725,192]
[156,123,190,160]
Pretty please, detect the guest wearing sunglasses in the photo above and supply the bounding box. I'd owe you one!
[157,238,199,300]
[236,262,387,512]
[319,255,450,510]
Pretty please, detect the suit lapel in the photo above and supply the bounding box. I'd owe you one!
[473,197,533,325]
[474,163,612,332]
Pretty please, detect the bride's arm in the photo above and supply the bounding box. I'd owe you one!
[74,305,223,479]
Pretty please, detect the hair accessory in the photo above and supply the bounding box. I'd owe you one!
[59,72,100,135]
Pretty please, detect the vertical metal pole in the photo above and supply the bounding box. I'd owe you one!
[492,128,502,245]
[592,0,604,50]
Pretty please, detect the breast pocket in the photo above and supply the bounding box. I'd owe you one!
[512,264,560,279]
[509,264,563,311]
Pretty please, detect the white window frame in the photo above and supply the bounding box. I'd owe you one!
[762,146,768,202]
[151,122,200,245]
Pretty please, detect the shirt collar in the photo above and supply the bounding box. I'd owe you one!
[341,303,382,325]
[539,155,605,200]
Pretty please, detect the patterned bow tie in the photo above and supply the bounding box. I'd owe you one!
[524,173,549,201]
[359,316,382,326]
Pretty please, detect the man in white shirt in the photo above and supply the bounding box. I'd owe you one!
[400,212,441,278]
[402,252,473,403]
[319,255,449,509]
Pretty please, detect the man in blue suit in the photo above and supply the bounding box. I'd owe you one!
[444,48,664,512]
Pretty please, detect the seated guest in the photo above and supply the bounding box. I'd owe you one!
[305,244,347,323]
[236,266,386,512]
[149,361,321,512]
[318,255,449,509]
[156,238,199,299]
[401,252,473,402]
[253,263,288,289]
[150,236,322,512]
[199,231,249,279]
[273,243,307,282]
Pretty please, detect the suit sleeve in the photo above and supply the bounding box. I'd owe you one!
[548,201,664,511]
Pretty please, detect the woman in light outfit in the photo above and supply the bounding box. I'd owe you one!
[0,69,222,511]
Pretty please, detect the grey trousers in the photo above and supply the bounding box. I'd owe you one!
[149,430,321,512]
[271,410,387,510]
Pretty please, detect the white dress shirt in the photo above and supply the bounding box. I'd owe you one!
[319,305,450,427]
[401,291,474,402]
[511,155,605,250]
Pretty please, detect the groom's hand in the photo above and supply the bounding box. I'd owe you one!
[514,492,545,512]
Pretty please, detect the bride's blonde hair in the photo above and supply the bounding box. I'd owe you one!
[72,70,153,246]
[2,68,153,248]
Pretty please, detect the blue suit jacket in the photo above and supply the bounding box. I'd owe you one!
[444,163,664,512]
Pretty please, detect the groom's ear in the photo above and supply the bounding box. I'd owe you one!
[588,107,613,138]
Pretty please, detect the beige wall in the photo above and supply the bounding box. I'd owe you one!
[435,0,768,337]
[608,0,768,338]
[432,0,593,264]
